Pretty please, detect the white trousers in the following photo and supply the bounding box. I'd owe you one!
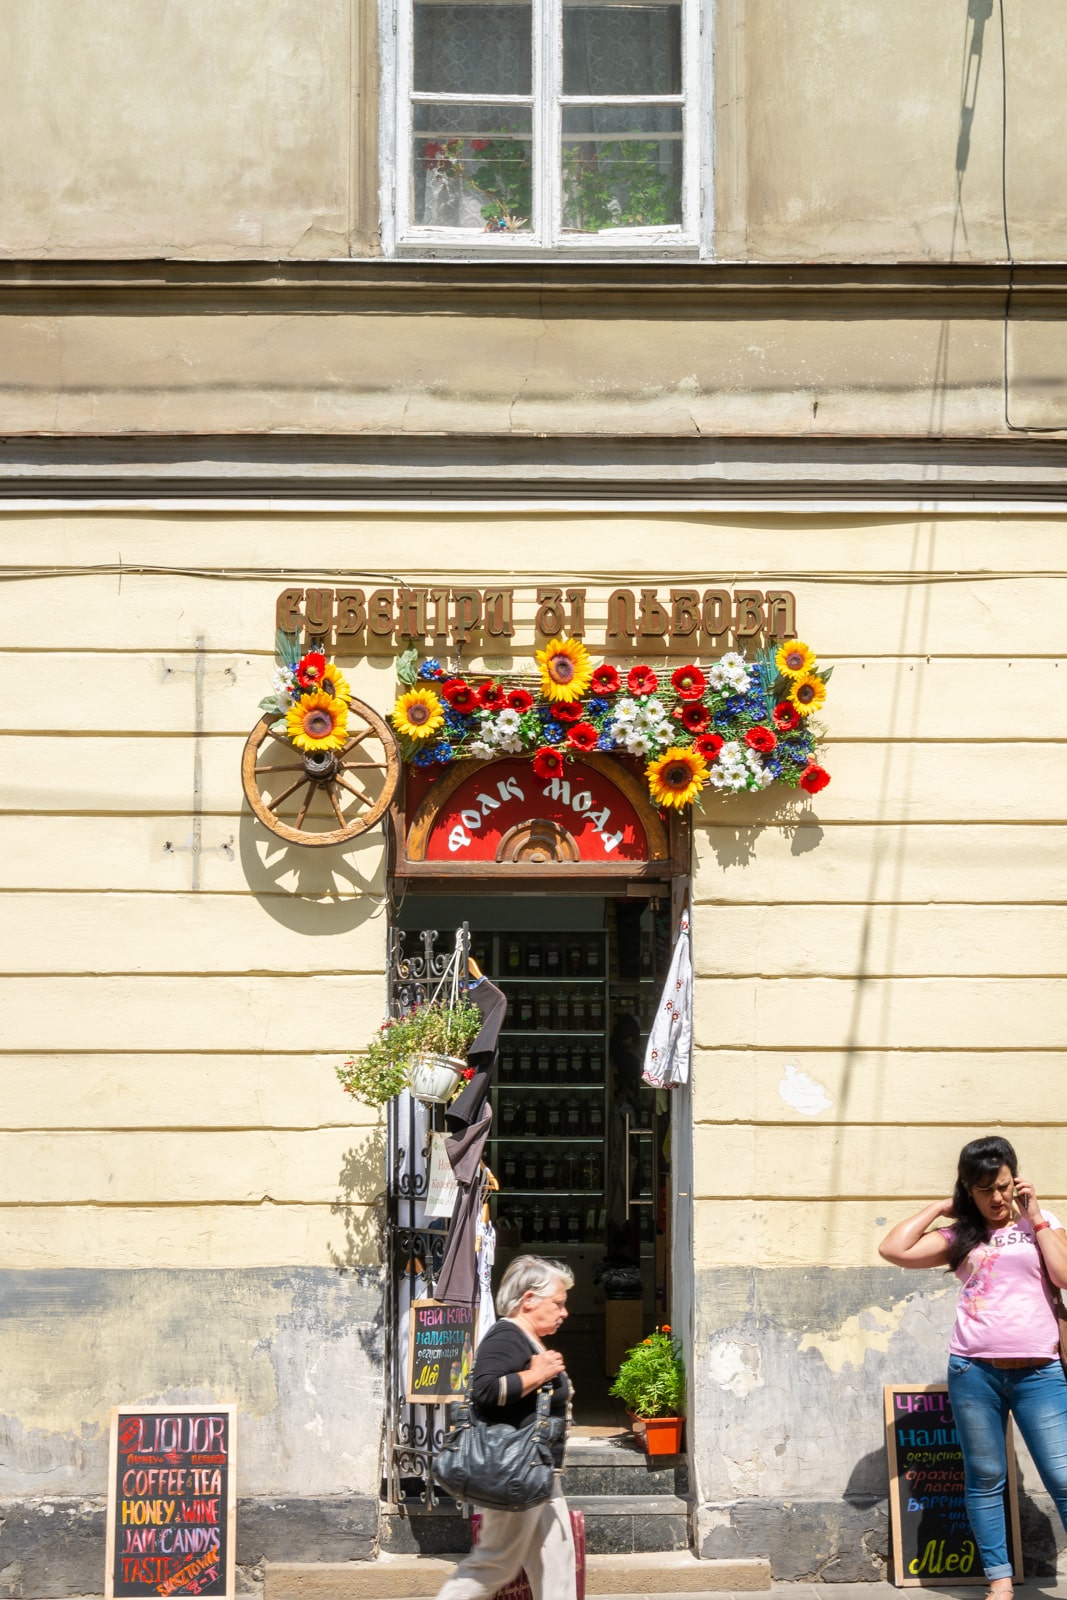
[436,1489,577,1600]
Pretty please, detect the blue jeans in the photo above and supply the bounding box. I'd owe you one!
[948,1355,1067,1579]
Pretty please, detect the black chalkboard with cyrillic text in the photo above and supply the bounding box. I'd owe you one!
[104,1406,236,1600]
[884,1384,1021,1586]
[407,1299,478,1402]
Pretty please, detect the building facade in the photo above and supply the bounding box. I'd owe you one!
[2,1,1067,1593]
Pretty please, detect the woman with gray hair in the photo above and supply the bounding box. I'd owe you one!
[436,1254,576,1600]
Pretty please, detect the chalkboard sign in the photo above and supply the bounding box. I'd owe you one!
[105,1405,237,1600]
[884,1384,1022,1587]
[407,1299,478,1403]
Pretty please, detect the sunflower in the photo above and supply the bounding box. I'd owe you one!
[391,687,446,741]
[319,661,351,701]
[775,639,816,679]
[286,691,349,752]
[645,746,710,809]
[788,673,826,717]
[536,637,593,703]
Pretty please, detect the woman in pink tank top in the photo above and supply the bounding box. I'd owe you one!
[880,1136,1067,1600]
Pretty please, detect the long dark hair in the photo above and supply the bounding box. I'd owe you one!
[946,1136,1018,1270]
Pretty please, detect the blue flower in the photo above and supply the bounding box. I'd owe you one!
[588,697,609,717]
[413,747,436,767]
[542,722,564,745]
[723,695,746,717]
[418,658,443,680]
[444,710,470,733]
[597,732,614,751]
[435,742,454,763]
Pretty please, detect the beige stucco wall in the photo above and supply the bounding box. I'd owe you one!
[1,506,1065,1271]
[0,0,378,260]
[3,0,1065,261]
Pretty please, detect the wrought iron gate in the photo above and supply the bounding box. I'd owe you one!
[382,922,469,1505]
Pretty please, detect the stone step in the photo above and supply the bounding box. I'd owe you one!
[567,1493,691,1554]
[563,1437,689,1498]
[265,1552,772,1599]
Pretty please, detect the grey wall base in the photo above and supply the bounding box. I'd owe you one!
[696,1493,1067,1583]
[0,1495,379,1599]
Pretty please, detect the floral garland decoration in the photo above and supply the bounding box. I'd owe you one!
[389,636,831,809]
[258,632,352,752]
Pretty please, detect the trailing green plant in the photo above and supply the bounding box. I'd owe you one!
[562,141,678,231]
[609,1325,685,1419]
[336,999,484,1109]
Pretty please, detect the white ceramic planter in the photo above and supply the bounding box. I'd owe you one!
[409,1052,465,1104]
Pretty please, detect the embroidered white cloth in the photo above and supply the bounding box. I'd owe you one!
[642,911,692,1089]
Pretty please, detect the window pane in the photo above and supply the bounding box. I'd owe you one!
[414,2,532,95]
[561,106,682,230]
[413,105,534,229]
[562,0,680,96]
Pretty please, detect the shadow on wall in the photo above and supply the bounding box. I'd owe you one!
[700,797,826,871]
[330,1126,388,1274]
[238,809,387,928]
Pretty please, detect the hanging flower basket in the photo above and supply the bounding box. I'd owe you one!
[409,1052,467,1104]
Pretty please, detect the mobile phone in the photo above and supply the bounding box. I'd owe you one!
[1018,1189,1030,1211]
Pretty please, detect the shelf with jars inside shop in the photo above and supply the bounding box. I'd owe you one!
[471,931,608,1253]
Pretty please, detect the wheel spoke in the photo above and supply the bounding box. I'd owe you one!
[341,727,372,753]
[336,772,372,806]
[327,785,347,827]
[255,762,304,774]
[343,757,389,772]
[267,776,310,811]
[294,789,314,830]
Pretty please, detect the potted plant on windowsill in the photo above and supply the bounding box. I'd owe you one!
[337,998,484,1108]
[609,1325,686,1456]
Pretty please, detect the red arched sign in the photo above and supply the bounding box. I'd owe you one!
[419,759,651,863]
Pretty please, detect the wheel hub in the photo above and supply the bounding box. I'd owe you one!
[302,749,339,783]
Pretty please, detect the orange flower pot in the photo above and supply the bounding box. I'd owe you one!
[642,1416,684,1455]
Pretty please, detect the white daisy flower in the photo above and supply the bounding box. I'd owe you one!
[468,739,494,760]
[494,710,522,736]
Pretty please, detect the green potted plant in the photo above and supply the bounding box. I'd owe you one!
[336,999,484,1108]
[609,1325,686,1455]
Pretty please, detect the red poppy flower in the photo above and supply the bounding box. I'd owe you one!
[681,704,711,734]
[551,701,583,723]
[565,722,598,752]
[477,682,507,711]
[695,732,724,760]
[773,701,800,732]
[799,763,831,795]
[469,139,489,151]
[532,746,565,780]
[442,678,477,713]
[296,651,326,690]
[507,688,534,713]
[422,141,442,160]
[590,664,620,695]
[671,663,707,701]
[627,664,658,696]
[745,726,777,754]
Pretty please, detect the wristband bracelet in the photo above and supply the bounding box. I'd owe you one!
[1033,1219,1050,1233]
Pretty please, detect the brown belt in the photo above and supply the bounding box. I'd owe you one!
[988,1357,1056,1370]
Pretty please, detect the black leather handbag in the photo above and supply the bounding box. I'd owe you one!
[433,1384,564,1512]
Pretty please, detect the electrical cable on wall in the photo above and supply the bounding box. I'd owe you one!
[998,0,1066,434]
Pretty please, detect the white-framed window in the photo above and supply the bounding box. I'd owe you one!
[384,0,703,253]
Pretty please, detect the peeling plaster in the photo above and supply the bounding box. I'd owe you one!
[796,1297,912,1373]
[707,1338,764,1397]
[778,1062,833,1116]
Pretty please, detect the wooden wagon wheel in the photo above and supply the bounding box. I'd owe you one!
[241,696,400,847]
